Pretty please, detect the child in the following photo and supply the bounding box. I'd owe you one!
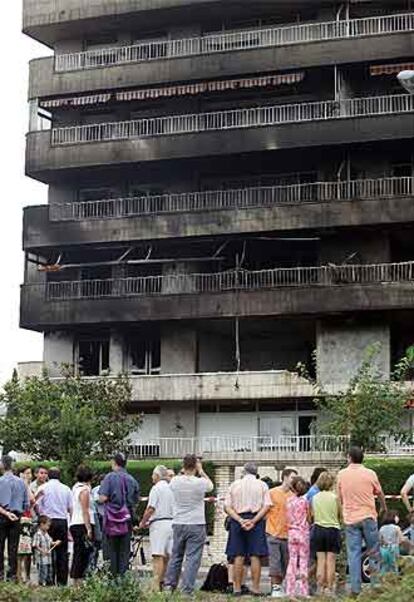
[32,516,61,586]
[286,476,311,598]
[379,511,404,575]
[311,472,342,596]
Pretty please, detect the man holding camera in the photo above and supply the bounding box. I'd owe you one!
[164,454,214,594]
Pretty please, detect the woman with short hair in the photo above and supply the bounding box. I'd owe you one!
[311,472,342,596]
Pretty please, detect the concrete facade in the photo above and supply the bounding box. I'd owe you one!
[21,1,414,443]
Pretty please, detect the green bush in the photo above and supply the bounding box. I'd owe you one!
[365,458,413,494]
[16,459,216,532]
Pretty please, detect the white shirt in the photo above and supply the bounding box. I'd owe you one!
[148,480,174,523]
[70,483,95,527]
[170,475,213,525]
[404,474,414,493]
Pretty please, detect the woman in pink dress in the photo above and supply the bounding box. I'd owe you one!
[286,476,311,597]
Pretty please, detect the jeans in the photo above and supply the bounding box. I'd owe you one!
[345,518,380,595]
[37,563,53,586]
[165,524,206,594]
[49,519,69,586]
[103,528,132,577]
[0,517,21,581]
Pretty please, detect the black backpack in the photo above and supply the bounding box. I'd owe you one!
[200,563,229,593]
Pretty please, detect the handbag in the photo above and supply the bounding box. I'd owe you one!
[104,474,131,537]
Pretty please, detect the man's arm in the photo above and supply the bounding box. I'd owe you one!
[401,477,414,513]
[99,475,110,504]
[374,479,387,515]
[139,506,155,529]
[197,461,214,492]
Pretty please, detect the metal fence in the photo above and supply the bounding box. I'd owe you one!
[45,260,414,301]
[55,12,414,72]
[127,435,349,459]
[50,94,414,146]
[50,176,414,221]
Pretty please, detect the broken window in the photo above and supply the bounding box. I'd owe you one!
[77,337,110,376]
[127,330,161,375]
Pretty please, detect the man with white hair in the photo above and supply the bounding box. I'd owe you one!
[225,462,272,596]
[139,465,174,591]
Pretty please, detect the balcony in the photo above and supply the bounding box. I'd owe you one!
[23,1,326,46]
[26,94,414,182]
[129,370,314,403]
[28,12,414,98]
[127,435,348,462]
[24,177,414,248]
[20,260,414,330]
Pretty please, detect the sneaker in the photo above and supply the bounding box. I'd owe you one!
[271,585,285,598]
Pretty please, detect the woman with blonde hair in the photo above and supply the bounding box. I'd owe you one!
[311,472,341,596]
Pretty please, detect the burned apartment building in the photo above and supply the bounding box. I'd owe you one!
[21,0,414,449]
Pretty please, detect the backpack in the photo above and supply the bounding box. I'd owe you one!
[200,563,229,593]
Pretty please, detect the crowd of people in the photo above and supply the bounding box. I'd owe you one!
[0,446,413,599]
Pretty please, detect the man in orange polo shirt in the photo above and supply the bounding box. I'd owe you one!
[266,468,298,599]
[337,446,387,598]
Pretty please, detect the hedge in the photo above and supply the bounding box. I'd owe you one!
[15,459,216,533]
[365,457,413,494]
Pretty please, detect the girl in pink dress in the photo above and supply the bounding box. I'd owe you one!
[286,477,311,597]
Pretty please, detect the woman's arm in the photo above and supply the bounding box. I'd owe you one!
[79,488,92,539]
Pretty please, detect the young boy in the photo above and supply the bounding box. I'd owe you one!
[32,515,61,586]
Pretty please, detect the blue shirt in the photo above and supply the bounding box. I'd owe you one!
[99,469,139,514]
[0,473,30,514]
[305,485,320,504]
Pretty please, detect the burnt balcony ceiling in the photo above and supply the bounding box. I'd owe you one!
[26,94,414,182]
[20,260,414,330]
[28,12,414,98]
[23,176,414,249]
[22,1,384,47]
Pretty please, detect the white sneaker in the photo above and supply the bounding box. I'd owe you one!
[271,585,285,598]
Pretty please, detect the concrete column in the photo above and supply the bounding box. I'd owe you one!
[43,331,74,377]
[317,320,390,388]
[109,331,124,374]
[209,464,236,561]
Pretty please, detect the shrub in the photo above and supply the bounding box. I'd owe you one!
[364,458,413,494]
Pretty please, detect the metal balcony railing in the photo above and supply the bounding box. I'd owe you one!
[127,435,349,459]
[45,260,414,301]
[50,94,414,146]
[54,12,414,72]
[49,176,414,221]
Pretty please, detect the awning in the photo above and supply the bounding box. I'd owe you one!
[41,93,111,108]
[370,62,414,76]
[40,72,305,109]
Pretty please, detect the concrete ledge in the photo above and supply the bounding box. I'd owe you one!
[25,114,414,183]
[20,282,414,330]
[28,32,414,98]
[23,194,414,249]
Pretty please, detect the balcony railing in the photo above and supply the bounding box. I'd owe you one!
[127,435,349,459]
[54,12,414,72]
[45,260,414,301]
[50,94,414,146]
[50,176,414,221]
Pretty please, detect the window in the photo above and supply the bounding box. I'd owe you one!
[127,331,161,375]
[77,338,110,376]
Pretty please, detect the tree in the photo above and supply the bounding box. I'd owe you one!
[0,368,141,479]
[312,344,414,452]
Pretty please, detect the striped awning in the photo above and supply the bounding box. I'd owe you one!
[370,62,414,76]
[41,93,111,108]
[40,72,305,109]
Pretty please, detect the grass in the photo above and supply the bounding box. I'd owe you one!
[1,568,414,602]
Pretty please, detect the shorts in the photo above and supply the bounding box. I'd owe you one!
[226,513,268,559]
[313,525,341,554]
[149,520,173,557]
[267,535,289,578]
